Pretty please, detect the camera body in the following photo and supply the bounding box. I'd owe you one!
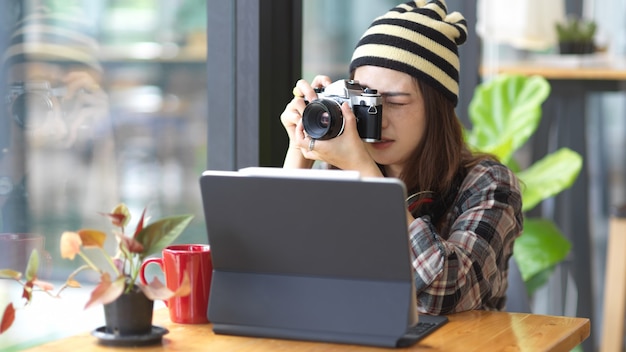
[302,79,382,142]
[5,81,65,129]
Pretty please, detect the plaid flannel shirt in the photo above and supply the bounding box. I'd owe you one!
[409,160,523,314]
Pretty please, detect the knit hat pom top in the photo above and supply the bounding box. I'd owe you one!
[350,0,467,106]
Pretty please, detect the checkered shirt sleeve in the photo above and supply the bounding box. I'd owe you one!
[408,160,523,314]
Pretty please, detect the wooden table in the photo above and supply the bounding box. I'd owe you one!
[26,308,590,351]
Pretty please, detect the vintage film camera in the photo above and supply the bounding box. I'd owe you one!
[302,79,382,142]
[5,81,66,129]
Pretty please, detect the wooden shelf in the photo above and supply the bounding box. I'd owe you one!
[481,55,626,80]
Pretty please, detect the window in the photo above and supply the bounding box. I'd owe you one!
[302,0,399,81]
[0,1,206,349]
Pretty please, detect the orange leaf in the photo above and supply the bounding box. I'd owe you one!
[141,271,191,301]
[0,303,15,334]
[76,229,107,248]
[0,269,22,280]
[84,273,125,309]
[33,279,55,291]
[60,232,82,260]
[65,279,82,288]
[140,277,174,301]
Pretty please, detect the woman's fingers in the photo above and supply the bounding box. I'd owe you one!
[311,75,332,89]
[292,76,332,102]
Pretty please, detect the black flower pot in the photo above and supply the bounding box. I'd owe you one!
[103,288,154,336]
[559,41,595,55]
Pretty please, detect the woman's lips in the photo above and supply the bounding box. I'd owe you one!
[371,139,393,150]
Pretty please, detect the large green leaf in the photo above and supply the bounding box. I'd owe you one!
[465,74,581,296]
[513,218,571,295]
[517,148,583,212]
[136,214,194,259]
[466,74,551,164]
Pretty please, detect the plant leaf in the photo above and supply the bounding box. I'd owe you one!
[25,250,39,281]
[106,203,131,228]
[84,273,126,309]
[466,74,550,163]
[0,303,15,334]
[0,269,22,280]
[116,234,144,254]
[22,281,34,303]
[60,231,82,259]
[65,279,82,288]
[513,218,571,295]
[77,229,107,248]
[141,271,191,301]
[133,207,147,239]
[135,215,194,259]
[140,277,173,301]
[517,148,583,212]
[32,279,55,291]
[465,74,581,295]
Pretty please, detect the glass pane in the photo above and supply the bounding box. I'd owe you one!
[0,0,206,349]
[302,0,399,80]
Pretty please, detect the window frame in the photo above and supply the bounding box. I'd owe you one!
[206,0,302,170]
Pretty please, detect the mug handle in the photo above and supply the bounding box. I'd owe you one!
[139,258,169,307]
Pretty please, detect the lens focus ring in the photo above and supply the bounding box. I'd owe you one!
[302,99,344,140]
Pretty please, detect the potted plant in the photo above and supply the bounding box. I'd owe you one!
[0,203,194,340]
[555,16,597,55]
[464,74,583,296]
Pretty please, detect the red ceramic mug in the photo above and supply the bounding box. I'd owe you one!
[139,244,212,324]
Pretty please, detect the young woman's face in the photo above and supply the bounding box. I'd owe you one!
[354,66,425,178]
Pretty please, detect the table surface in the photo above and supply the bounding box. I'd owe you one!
[26,308,590,352]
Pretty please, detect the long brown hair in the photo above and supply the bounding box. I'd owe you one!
[398,80,493,229]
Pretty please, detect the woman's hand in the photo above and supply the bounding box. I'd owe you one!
[280,76,332,141]
[281,75,331,168]
[295,102,382,178]
[281,75,382,177]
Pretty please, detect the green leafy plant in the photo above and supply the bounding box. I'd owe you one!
[0,250,50,334]
[0,203,194,334]
[555,16,597,54]
[465,74,583,296]
[555,16,597,43]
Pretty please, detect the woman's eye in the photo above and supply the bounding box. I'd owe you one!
[386,101,407,106]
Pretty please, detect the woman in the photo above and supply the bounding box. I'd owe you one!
[281,0,523,315]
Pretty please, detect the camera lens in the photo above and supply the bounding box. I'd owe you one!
[11,92,54,129]
[302,99,344,140]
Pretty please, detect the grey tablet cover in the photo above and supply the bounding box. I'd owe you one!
[199,168,421,347]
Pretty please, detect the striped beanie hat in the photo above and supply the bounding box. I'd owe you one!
[2,7,102,72]
[349,0,467,106]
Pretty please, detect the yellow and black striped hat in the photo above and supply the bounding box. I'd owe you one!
[2,7,102,72]
[349,0,467,106]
